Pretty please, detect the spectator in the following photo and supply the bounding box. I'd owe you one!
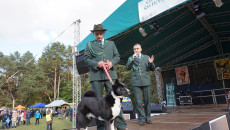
[61,108,65,120]
[58,108,61,119]
[46,110,53,130]
[11,110,18,128]
[40,109,43,119]
[35,111,41,125]
[7,110,12,128]
[2,111,8,130]
[70,107,72,122]
[26,110,31,125]
[23,111,27,125]
[17,111,22,125]
[65,106,70,119]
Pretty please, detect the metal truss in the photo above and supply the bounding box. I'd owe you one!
[164,40,215,68]
[187,3,223,55]
[162,52,230,71]
[72,19,81,128]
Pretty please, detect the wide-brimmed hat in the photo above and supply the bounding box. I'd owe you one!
[90,24,107,32]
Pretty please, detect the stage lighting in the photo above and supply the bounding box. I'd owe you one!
[149,22,163,35]
[192,0,205,18]
[213,0,223,7]
[139,27,147,37]
[150,22,160,31]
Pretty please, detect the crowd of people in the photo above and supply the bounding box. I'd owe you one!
[0,106,73,130]
[0,109,33,129]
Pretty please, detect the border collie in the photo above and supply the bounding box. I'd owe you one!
[76,79,130,130]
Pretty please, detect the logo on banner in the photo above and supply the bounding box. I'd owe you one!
[138,0,188,22]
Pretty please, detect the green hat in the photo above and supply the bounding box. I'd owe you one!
[91,24,107,32]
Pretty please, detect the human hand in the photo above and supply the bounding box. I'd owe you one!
[98,61,104,68]
[132,52,137,60]
[105,60,112,71]
[149,55,154,63]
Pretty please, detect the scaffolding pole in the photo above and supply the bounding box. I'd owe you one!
[72,19,81,129]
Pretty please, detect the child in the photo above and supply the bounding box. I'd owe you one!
[35,111,41,125]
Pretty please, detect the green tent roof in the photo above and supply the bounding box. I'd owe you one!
[79,0,230,70]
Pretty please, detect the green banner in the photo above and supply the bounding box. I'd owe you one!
[166,83,176,106]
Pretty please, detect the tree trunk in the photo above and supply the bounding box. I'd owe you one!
[43,90,52,102]
[54,68,57,100]
[57,75,61,100]
[7,80,15,108]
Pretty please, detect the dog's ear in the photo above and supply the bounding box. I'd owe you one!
[114,79,119,86]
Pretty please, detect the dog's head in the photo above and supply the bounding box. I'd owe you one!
[112,79,130,97]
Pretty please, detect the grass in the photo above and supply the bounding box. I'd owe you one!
[2,116,73,130]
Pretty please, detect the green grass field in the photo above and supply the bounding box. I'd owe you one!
[3,116,73,130]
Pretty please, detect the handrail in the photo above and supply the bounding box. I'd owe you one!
[186,88,230,105]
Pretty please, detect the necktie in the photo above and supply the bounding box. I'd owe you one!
[99,41,103,47]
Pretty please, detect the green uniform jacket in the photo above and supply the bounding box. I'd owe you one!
[126,54,155,86]
[84,40,120,81]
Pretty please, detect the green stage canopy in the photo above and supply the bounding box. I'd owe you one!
[79,0,230,70]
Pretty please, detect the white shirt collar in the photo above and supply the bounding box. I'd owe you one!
[138,53,142,58]
[99,39,104,45]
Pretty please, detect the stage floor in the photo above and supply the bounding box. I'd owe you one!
[78,104,229,130]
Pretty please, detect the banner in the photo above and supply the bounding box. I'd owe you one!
[175,66,190,85]
[166,83,176,106]
[214,58,230,80]
[138,0,188,22]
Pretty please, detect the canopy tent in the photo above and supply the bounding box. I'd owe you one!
[14,105,25,109]
[29,102,46,108]
[78,0,230,71]
[0,106,7,111]
[45,100,67,107]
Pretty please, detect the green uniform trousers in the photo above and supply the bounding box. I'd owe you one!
[91,80,127,130]
[133,86,151,123]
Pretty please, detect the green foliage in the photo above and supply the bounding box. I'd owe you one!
[0,42,73,107]
[0,43,162,108]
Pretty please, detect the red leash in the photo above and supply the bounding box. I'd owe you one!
[102,62,114,85]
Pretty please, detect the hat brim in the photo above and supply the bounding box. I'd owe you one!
[90,29,107,32]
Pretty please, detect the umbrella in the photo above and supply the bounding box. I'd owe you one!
[14,105,26,109]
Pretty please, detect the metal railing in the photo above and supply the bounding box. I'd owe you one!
[190,88,230,105]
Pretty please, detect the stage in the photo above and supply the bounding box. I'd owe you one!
[77,104,229,130]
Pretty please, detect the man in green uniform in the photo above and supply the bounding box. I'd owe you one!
[126,43,155,126]
[84,24,128,130]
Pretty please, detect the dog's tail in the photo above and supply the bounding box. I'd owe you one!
[83,90,97,98]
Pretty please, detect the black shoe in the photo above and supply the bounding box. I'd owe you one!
[139,122,144,126]
[146,120,152,124]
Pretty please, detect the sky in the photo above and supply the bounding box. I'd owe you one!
[0,0,126,58]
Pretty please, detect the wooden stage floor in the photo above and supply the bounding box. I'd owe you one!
[77,104,229,130]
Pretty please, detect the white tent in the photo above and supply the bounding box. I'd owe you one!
[45,100,67,107]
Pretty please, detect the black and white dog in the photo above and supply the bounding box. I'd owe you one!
[76,79,130,130]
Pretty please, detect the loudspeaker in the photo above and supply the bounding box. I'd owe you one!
[192,122,210,130]
[179,96,192,105]
[122,102,133,113]
[151,104,165,113]
[75,53,89,75]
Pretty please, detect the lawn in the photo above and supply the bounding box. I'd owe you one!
[3,116,73,130]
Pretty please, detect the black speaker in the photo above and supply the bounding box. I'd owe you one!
[192,122,210,130]
[179,96,192,105]
[151,104,165,113]
[122,102,133,113]
[75,53,89,75]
